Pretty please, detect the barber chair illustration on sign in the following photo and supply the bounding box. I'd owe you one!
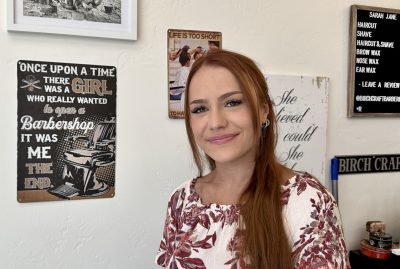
[49,118,116,199]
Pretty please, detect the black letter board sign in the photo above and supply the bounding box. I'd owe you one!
[348,5,400,117]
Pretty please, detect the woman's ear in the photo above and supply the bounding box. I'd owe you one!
[261,103,269,122]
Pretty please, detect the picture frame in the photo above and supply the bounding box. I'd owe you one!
[7,0,137,40]
[348,5,400,117]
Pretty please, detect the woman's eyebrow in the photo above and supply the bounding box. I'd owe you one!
[190,91,242,105]
[218,91,242,101]
[190,98,206,105]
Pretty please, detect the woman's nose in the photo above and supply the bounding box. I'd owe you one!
[208,108,227,130]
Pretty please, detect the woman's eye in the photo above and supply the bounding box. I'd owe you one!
[225,99,242,107]
[191,106,207,114]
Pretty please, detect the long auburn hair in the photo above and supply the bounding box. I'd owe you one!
[184,50,292,269]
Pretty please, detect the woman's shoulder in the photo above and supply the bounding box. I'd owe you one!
[281,172,335,207]
[167,178,192,198]
[170,178,192,193]
[165,178,199,207]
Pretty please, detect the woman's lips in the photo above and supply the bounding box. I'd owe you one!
[207,134,238,145]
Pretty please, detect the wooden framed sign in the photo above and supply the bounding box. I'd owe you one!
[267,75,329,182]
[348,5,400,117]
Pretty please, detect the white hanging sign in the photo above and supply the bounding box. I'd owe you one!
[267,75,329,182]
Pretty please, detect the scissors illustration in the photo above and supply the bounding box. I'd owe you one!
[20,75,42,92]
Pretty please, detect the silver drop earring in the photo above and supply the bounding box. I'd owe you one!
[261,119,270,137]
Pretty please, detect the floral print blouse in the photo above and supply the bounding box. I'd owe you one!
[155,173,350,269]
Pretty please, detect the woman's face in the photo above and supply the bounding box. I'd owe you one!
[188,65,267,165]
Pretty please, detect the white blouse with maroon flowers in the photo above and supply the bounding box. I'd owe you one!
[155,172,350,269]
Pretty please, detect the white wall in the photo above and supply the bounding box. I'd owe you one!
[1,0,400,268]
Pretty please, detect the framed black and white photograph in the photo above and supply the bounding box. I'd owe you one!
[7,0,137,40]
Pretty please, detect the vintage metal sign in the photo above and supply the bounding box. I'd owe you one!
[17,60,117,202]
[167,29,222,119]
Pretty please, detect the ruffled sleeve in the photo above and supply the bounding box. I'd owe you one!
[283,174,351,269]
[155,184,187,267]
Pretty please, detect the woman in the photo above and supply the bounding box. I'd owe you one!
[156,50,350,269]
